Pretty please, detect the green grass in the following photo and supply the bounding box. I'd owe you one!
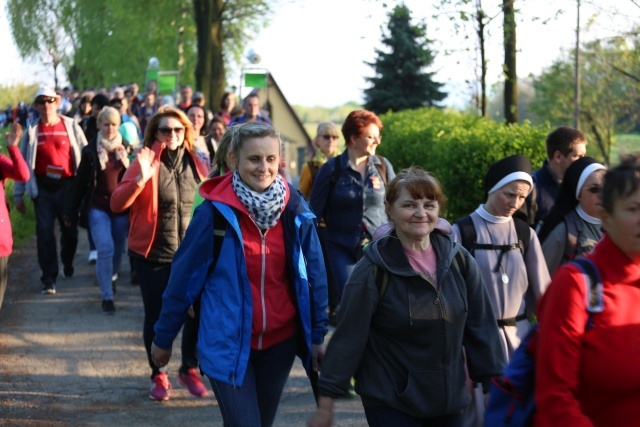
[0,126,36,248]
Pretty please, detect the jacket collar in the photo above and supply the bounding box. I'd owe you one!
[591,233,640,286]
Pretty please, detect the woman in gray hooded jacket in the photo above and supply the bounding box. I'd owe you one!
[309,167,505,427]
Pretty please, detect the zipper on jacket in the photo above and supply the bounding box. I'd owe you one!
[438,258,457,411]
[256,225,269,350]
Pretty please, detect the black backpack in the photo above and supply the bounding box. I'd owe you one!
[455,215,530,258]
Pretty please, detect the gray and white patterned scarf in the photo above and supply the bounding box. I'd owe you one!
[232,170,286,230]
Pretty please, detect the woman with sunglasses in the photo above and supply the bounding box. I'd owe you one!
[298,122,340,198]
[538,157,606,276]
[111,106,210,401]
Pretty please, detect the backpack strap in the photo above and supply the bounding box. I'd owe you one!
[211,204,228,274]
[374,155,388,186]
[307,160,319,182]
[374,264,390,307]
[563,217,580,262]
[328,156,342,194]
[451,247,467,277]
[571,258,605,330]
[455,215,477,256]
[512,217,531,256]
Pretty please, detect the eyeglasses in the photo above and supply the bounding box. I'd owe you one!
[158,127,185,136]
[363,134,382,142]
[321,135,339,140]
[586,186,602,194]
[36,97,57,105]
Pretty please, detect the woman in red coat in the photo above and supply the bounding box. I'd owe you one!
[535,153,640,427]
[1,123,30,308]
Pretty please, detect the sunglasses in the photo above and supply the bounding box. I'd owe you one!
[585,186,602,194]
[158,127,185,136]
[321,135,339,140]
[36,97,57,105]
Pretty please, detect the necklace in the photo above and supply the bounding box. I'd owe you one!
[482,219,510,284]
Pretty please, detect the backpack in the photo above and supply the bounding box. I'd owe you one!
[484,257,603,427]
[455,215,530,258]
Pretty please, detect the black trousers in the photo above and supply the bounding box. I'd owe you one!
[135,257,199,378]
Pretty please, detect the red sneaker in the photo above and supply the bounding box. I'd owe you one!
[149,372,172,401]
[177,368,209,398]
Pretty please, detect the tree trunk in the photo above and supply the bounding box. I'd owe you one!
[193,0,226,112]
[476,5,487,118]
[503,0,518,123]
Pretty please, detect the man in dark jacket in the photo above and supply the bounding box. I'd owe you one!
[528,126,587,230]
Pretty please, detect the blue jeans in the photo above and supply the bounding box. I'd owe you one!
[325,242,356,303]
[33,179,78,285]
[364,405,463,427]
[88,208,129,300]
[208,337,297,427]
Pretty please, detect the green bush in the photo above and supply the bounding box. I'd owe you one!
[377,108,550,221]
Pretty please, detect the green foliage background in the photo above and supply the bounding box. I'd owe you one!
[375,108,550,220]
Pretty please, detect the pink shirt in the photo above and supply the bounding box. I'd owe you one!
[403,244,438,285]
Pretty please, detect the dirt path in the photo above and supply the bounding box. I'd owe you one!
[0,233,367,426]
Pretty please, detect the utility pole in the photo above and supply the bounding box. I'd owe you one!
[574,0,581,129]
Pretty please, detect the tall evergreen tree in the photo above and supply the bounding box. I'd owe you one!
[363,4,446,114]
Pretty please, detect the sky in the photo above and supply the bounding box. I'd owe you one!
[1,0,639,108]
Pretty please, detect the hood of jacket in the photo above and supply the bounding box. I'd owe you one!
[364,229,459,282]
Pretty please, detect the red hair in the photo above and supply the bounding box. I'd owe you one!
[341,110,383,146]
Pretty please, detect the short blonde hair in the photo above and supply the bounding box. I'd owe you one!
[97,106,121,127]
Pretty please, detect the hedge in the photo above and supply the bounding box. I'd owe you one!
[376,108,550,221]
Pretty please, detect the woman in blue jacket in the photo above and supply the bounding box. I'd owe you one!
[151,122,328,427]
[309,110,394,324]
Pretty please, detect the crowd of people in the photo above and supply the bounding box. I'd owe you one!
[1,82,639,427]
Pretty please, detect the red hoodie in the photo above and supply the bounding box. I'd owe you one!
[199,174,297,350]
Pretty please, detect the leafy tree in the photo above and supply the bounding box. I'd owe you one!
[193,0,270,111]
[69,0,197,90]
[6,0,76,89]
[363,4,446,114]
[528,36,640,164]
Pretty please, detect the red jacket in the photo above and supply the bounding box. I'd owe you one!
[535,233,640,427]
[199,174,297,350]
[110,142,208,257]
[0,146,29,257]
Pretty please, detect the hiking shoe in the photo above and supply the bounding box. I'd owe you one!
[149,372,172,401]
[41,283,56,295]
[177,368,208,398]
[62,266,74,279]
[102,299,116,315]
[88,250,97,264]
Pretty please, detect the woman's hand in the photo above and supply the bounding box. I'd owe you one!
[136,147,157,185]
[311,343,324,372]
[150,342,172,368]
[308,397,334,427]
[5,123,23,147]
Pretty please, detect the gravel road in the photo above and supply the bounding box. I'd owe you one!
[0,232,368,426]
